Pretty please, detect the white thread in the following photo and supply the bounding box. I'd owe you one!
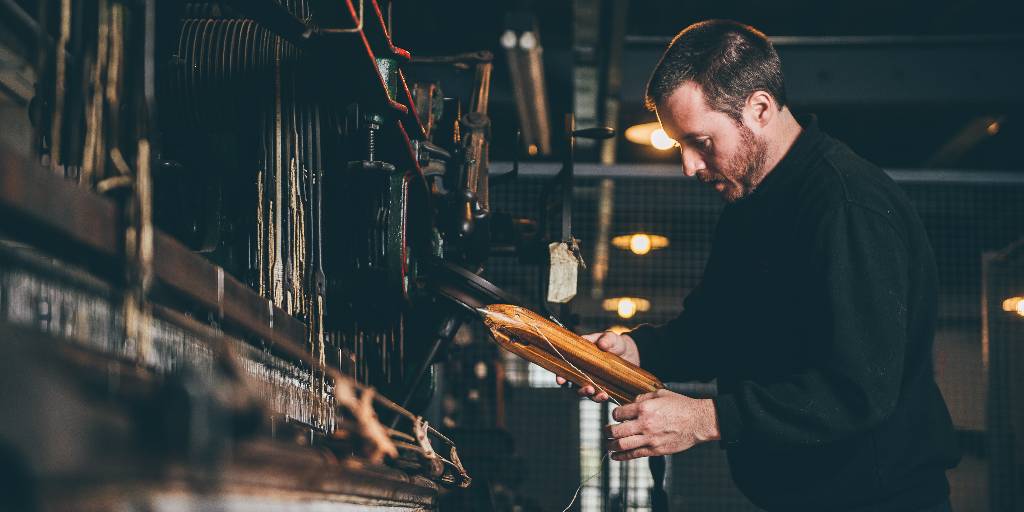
[514,314,623,511]
[490,309,622,512]
[562,451,611,512]
[517,311,622,407]
[436,454,458,468]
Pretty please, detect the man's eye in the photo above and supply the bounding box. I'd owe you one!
[697,138,712,150]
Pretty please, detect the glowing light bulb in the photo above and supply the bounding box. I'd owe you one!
[500,30,517,49]
[519,31,537,50]
[617,298,638,319]
[629,234,652,255]
[612,233,669,254]
[603,297,651,318]
[1002,296,1024,317]
[650,128,676,150]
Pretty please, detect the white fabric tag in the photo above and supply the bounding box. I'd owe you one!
[547,241,579,303]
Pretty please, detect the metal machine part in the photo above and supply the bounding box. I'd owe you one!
[2,0,473,509]
[411,81,444,140]
[423,260,519,313]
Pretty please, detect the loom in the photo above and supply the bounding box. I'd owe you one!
[0,0,498,509]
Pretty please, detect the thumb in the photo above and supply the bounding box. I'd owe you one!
[595,333,625,355]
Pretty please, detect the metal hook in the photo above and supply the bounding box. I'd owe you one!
[319,0,364,34]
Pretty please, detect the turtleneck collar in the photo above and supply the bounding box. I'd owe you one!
[744,114,824,200]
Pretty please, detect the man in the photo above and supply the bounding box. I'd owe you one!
[558,20,960,511]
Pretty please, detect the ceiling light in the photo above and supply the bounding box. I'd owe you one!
[650,129,675,150]
[503,15,551,155]
[618,299,637,318]
[1002,296,1024,317]
[612,233,670,255]
[624,122,676,150]
[519,31,537,50]
[500,30,517,49]
[602,297,651,319]
[631,234,652,255]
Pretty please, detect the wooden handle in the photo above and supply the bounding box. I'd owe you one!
[480,304,663,403]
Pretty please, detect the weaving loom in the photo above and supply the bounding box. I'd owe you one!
[0,0,492,509]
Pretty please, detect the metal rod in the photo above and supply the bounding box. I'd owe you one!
[391,315,463,428]
[317,0,364,34]
[497,161,1024,184]
[625,33,1024,47]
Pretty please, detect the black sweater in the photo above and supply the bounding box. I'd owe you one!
[629,117,960,511]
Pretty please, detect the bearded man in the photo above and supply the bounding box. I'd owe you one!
[559,19,960,512]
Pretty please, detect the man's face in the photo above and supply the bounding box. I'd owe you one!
[656,82,769,203]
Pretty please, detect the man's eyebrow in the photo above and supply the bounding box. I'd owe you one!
[675,133,708,145]
[661,128,685,141]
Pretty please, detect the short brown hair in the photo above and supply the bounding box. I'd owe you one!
[645,20,787,120]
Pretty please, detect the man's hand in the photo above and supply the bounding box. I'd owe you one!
[554,331,641,402]
[605,389,720,461]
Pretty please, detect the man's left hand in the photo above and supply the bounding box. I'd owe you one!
[607,389,721,461]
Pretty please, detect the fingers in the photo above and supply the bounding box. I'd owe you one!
[612,402,640,422]
[582,332,626,356]
[578,387,610,403]
[561,333,624,401]
[605,420,644,439]
[611,446,658,461]
[595,334,626,356]
[608,434,649,453]
[557,377,610,403]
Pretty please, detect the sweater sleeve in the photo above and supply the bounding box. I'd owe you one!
[628,281,722,383]
[714,202,910,448]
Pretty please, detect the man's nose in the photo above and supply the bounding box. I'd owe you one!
[681,146,704,177]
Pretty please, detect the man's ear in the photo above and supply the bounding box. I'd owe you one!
[744,90,775,128]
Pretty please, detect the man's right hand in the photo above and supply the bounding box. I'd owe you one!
[555,331,641,402]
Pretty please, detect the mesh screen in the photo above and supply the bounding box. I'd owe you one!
[981,239,1024,511]
[483,173,1024,511]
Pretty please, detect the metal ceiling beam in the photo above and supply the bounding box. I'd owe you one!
[496,161,1024,184]
[619,34,1024,107]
